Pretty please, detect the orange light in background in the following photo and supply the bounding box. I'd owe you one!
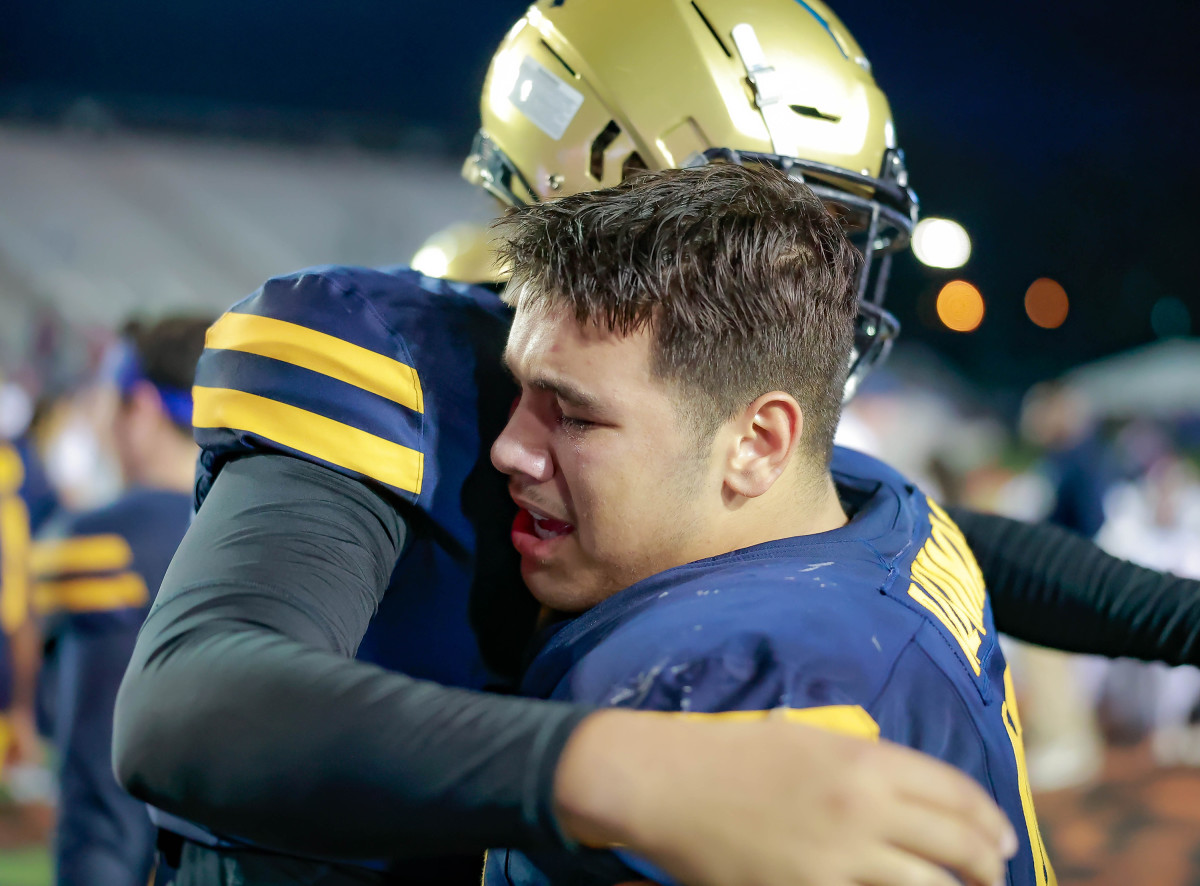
[1025,278,1069,328]
[936,281,985,332]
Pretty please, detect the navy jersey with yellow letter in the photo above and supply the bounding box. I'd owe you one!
[34,487,192,886]
[192,265,529,689]
[485,448,1054,886]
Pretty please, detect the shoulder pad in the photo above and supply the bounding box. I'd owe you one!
[192,266,501,508]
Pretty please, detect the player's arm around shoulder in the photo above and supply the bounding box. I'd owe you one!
[110,269,431,846]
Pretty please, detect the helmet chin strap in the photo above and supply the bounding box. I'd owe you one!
[463,130,539,208]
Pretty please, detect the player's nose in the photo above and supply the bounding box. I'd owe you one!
[491,405,552,482]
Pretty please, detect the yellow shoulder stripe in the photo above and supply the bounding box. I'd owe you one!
[206,312,424,414]
[676,705,880,741]
[33,572,149,614]
[193,386,424,495]
[32,534,134,578]
[0,493,32,633]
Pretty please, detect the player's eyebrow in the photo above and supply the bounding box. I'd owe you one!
[532,376,604,412]
[502,348,605,412]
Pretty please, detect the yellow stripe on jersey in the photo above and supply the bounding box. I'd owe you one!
[206,312,424,414]
[0,445,24,495]
[928,498,987,586]
[31,534,134,579]
[193,387,425,495]
[0,492,31,633]
[0,715,11,772]
[1002,666,1056,885]
[33,572,149,614]
[673,705,881,741]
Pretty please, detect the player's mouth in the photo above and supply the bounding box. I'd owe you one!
[511,505,576,561]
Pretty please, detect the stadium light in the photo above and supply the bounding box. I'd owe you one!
[912,217,971,269]
[1025,278,1069,329]
[936,280,985,332]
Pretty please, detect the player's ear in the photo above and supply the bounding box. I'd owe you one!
[128,380,165,426]
[723,391,803,499]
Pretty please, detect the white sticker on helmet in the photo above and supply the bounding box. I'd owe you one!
[508,55,585,141]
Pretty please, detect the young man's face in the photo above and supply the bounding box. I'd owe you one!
[491,301,725,612]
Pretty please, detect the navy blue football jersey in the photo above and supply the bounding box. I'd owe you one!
[192,265,531,689]
[34,486,193,886]
[485,448,1054,886]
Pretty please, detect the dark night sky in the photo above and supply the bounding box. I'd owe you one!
[2,0,1197,391]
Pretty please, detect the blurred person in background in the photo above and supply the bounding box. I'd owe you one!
[1005,381,1119,790]
[114,1,1200,884]
[32,316,209,886]
[1020,381,1115,540]
[1097,435,1200,766]
[0,379,60,790]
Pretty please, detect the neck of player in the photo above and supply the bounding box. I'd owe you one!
[718,470,848,555]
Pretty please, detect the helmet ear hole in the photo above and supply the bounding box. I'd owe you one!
[590,121,622,181]
[621,152,649,180]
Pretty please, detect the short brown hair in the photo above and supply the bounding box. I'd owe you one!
[495,163,860,464]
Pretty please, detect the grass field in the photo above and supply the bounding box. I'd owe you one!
[0,795,54,886]
[0,846,51,886]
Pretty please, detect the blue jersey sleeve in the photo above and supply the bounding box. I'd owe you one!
[192,267,429,508]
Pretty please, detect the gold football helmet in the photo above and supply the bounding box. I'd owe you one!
[464,0,917,398]
[410,222,503,285]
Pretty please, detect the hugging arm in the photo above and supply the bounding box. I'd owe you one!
[113,454,587,858]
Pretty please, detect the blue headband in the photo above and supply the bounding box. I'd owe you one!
[109,341,194,428]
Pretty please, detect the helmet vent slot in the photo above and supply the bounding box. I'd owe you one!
[690,2,732,59]
[621,152,648,180]
[539,39,578,78]
[589,120,622,181]
[790,104,841,123]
